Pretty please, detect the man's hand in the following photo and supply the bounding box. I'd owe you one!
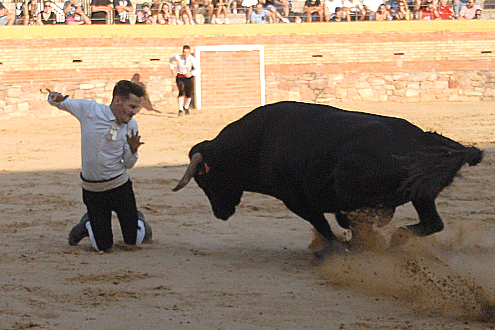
[46,88,68,102]
[127,131,144,154]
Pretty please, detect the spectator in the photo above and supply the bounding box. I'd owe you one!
[90,0,112,24]
[18,0,41,25]
[0,1,15,25]
[213,0,229,23]
[63,0,84,19]
[374,3,391,19]
[394,0,411,19]
[114,0,133,24]
[324,0,342,21]
[411,0,422,19]
[38,1,57,24]
[151,0,173,24]
[172,0,195,24]
[472,7,482,19]
[362,0,383,20]
[136,2,156,23]
[437,0,455,19]
[330,6,349,20]
[458,0,480,19]
[249,1,271,22]
[342,0,364,20]
[191,0,214,23]
[228,0,243,14]
[266,0,291,22]
[303,0,324,22]
[169,45,200,116]
[47,81,151,253]
[67,5,92,24]
[419,0,439,19]
[385,0,399,18]
[243,0,258,22]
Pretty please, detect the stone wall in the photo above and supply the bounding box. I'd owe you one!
[0,21,494,119]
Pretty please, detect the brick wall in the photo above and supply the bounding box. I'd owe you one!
[0,21,494,119]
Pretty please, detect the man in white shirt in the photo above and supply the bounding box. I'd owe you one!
[324,0,343,21]
[362,0,383,20]
[169,45,201,116]
[47,80,152,253]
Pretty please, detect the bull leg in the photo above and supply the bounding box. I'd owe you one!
[283,202,349,256]
[390,198,444,247]
[335,211,350,229]
[409,198,444,236]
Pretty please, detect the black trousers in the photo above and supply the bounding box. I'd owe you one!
[82,179,138,251]
[176,75,194,98]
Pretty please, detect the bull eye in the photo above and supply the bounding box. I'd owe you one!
[198,163,210,176]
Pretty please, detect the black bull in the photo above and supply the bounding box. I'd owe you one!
[173,101,483,249]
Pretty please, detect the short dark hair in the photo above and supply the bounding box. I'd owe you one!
[183,45,191,52]
[112,80,144,101]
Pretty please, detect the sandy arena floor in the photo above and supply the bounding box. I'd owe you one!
[1,101,495,329]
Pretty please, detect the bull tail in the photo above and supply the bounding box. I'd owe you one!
[397,146,483,200]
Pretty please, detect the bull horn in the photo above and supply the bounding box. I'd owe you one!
[172,153,203,192]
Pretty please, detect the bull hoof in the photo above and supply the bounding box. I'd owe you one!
[389,227,415,248]
[313,240,350,260]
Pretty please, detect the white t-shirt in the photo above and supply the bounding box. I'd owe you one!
[362,0,382,11]
[324,0,343,15]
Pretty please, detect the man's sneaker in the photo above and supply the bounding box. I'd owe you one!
[281,17,290,23]
[178,110,183,116]
[68,213,89,246]
[184,107,190,115]
[137,210,153,243]
[215,18,223,24]
[225,18,229,24]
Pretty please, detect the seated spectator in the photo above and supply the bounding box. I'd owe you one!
[324,0,342,21]
[0,1,15,25]
[114,0,133,24]
[342,0,364,21]
[172,0,195,24]
[437,0,455,19]
[362,0,382,20]
[90,0,112,24]
[374,3,391,20]
[213,0,229,23]
[472,7,482,19]
[459,0,480,19]
[419,0,439,19]
[249,2,270,22]
[385,0,399,19]
[303,0,324,22]
[63,0,84,20]
[266,0,291,21]
[66,4,91,24]
[243,0,258,22]
[18,0,41,25]
[394,0,411,19]
[191,0,214,23]
[330,6,349,20]
[228,0,243,14]
[38,1,57,24]
[137,2,156,23]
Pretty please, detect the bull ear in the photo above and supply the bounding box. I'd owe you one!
[172,153,203,192]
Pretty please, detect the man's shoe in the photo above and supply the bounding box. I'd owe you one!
[178,110,183,116]
[138,210,153,243]
[68,213,90,246]
[184,107,190,115]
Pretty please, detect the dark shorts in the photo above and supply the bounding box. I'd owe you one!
[176,75,194,98]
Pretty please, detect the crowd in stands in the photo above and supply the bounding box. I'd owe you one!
[0,0,486,25]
